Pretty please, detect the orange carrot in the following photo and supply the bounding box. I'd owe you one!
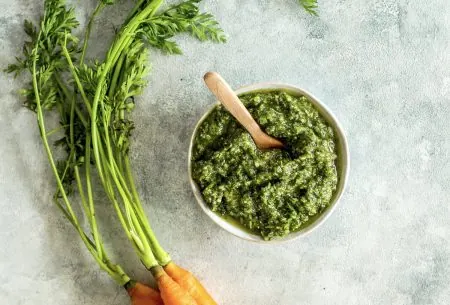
[127,282,164,305]
[164,262,217,305]
[153,266,198,305]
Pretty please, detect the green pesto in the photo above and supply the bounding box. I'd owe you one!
[191,91,338,240]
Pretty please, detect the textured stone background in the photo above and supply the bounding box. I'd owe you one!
[0,0,449,304]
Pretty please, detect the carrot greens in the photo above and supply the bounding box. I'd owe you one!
[5,0,130,286]
[6,0,226,302]
[300,0,319,16]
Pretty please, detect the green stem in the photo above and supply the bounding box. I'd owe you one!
[116,56,129,95]
[108,52,126,100]
[93,108,160,268]
[94,132,127,231]
[85,134,104,260]
[52,197,77,227]
[91,0,163,182]
[124,156,171,265]
[101,143,159,268]
[73,166,91,227]
[110,155,134,202]
[115,146,125,176]
[98,138,132,237]
[58,75,100,259]
[80,2,105,64]
[106,153,156,263]
[45,124,69,137]
[67,94,97,254]
[89,0,164,270]
[61,39,92,114]
[33,45,79,237]
[68,88,91,228]
[95,132,157,267]
[107,113,168,265]
[125,0,146,23]
[31,30,128,286]
[54,75,88,127]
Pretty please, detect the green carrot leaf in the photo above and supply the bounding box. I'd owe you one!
[187,12,226,42]
[299,0,318,16]
[140,0,225,54]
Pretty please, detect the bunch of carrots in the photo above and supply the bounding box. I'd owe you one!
[7,0,222,304]
[6,0,316,304]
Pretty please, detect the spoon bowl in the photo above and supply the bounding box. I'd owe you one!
[203,72,285,150]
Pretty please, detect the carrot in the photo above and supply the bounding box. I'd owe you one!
[164,262,217,305]
[126,281,164,305]
[152,266,198,305]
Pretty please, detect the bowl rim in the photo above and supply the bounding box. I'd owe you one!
[188,82,350,243]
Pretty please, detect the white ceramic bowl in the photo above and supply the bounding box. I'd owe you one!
[188,83,349,243]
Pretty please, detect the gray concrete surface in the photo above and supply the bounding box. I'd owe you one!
[1,0,449,304]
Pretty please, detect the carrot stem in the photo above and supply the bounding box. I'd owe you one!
[124,156,172,266]
[30,32,130,285]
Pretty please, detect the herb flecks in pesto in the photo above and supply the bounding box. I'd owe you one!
[192,91,338,240]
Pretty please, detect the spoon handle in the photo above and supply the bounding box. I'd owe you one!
[203,71,261,135]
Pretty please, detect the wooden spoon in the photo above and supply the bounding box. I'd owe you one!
[203,71,284,150]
